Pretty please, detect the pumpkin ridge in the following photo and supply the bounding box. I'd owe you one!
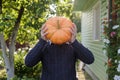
[57,19,61,29]
[58,30,70,43]
[61,28,72,36]
[46,29,57,39]
[61,18,72,27]
[50,30,69,44]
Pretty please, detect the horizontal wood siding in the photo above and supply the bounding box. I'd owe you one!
[81,0,108,80]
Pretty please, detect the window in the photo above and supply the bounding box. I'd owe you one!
[93,2,101,40]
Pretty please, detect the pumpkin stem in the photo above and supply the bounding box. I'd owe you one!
[57,19,60,29]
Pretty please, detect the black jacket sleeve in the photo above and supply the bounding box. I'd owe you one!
[25,38,47,67]
[71,40,94,64]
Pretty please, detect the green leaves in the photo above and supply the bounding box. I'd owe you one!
[102,0,120,79]
[14,50,42,79]
[1,0,74,45]
[1,0,51,44]
[53,1,73,17]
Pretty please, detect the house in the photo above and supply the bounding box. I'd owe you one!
[73,0,114,80]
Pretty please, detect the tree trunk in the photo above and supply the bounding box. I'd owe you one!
[0,6,24,80]
[0,34,14,80]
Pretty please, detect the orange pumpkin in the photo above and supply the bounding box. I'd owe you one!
[44,16,73,45]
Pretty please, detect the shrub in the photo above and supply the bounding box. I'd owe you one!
[0,49,4,67]
[14,50,42,79]
[0,69,7,80]
[11,75,36,80]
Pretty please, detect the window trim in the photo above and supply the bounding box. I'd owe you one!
[93,1,101,41]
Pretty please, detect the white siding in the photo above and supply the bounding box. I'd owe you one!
[81,0,108,80]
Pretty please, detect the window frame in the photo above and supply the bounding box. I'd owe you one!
[93,1,101,41]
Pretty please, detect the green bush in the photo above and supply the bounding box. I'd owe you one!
[0,49,4,67]
[0,49,6,80]
[76,32,81,42]
[0,69,7,80]
[11,75,36,80]
[14,50,42,79]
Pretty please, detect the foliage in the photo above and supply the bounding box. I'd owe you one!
[1,0,74,47]
[48,0,73,18]
[72,12,81,32]
[76,32,81,42]
[0,69,6,80]
[0,49,4,67]
[102,0,120,80]
[14,50,42,79]
[1,0,51,45]
[11,75,36,80]
[0,50,6,80]
[1,0,75,79]
[1,1,51,79]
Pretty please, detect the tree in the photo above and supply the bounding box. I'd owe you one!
[0,0,74,79]
[0,0,50,79]
[0,5,24,79]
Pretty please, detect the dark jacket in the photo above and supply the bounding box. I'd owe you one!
[25,38,94,80]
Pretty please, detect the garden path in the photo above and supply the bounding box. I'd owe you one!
[77,70,93,80]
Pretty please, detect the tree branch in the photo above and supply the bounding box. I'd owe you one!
[10,6,24,48]
[9,6,24,64]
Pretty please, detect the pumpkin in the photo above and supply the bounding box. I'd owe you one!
[44,16,73,45]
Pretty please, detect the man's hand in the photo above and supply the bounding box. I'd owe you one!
[40,24,48,41]
[69,23,77,43]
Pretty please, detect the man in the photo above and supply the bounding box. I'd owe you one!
[25,23,94,80]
